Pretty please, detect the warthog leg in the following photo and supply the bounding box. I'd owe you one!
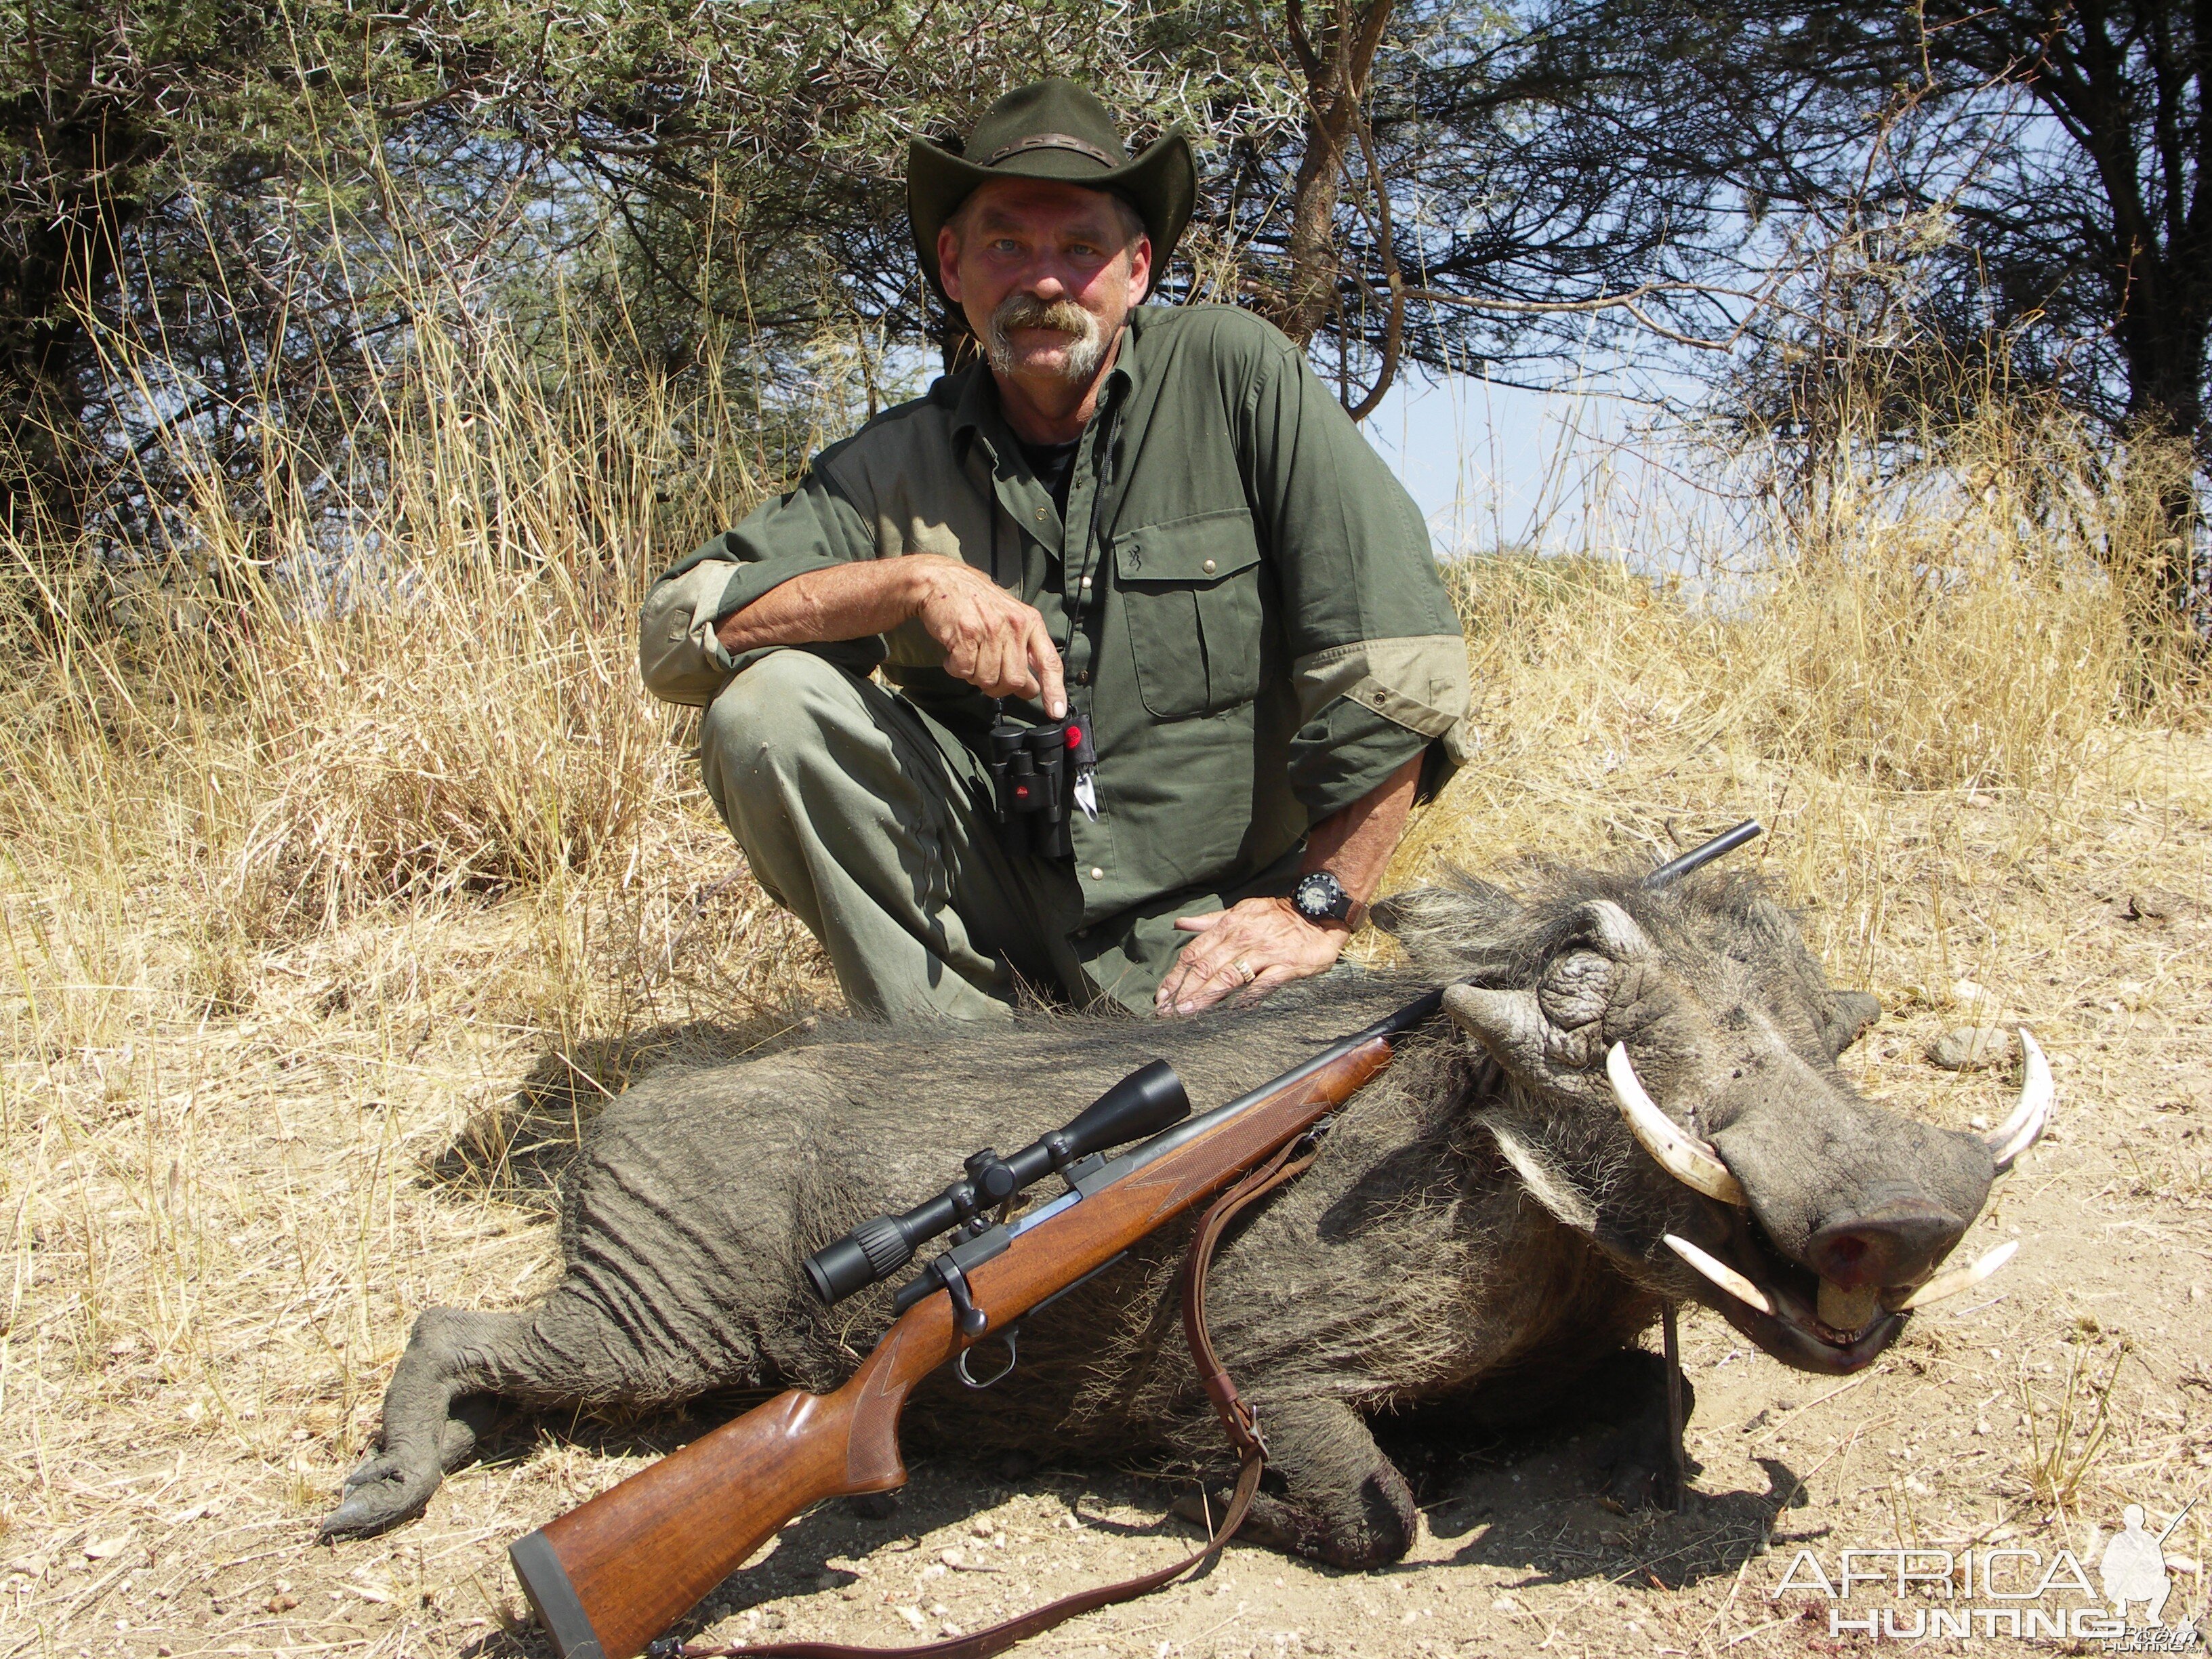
[321,1286,737,1539]
[320,1307,520,1538]
[1595,1347,1699,1510]
[1184,1392,1420,1570]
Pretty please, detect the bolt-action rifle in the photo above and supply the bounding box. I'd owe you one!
[505,997,1435,1659]
[508,823,1763,1659]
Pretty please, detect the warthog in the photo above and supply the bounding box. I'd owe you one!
[324,865,2047,1568]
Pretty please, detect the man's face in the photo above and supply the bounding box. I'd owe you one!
[938,178,1152,390]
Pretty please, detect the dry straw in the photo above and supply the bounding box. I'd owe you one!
[1,258,2208,1653]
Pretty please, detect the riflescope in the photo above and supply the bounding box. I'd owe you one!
[802,1059,1191,1307]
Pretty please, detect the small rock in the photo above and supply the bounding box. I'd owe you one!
[84,1536,131,1561]
[1929,1026,2013,1071]
[265,1592,300,1614]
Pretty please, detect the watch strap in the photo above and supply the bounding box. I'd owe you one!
[1295,871,1366,930]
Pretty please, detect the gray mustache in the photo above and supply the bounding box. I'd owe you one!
[992,295,1094,336]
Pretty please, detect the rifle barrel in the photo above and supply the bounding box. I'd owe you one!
[1643,820,1763,888]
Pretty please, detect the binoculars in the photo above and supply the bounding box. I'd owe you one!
[986,703,1094,860]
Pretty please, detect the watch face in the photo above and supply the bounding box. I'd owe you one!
[1294,872,1346,920]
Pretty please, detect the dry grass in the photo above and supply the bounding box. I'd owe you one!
[3,296,2211,1655]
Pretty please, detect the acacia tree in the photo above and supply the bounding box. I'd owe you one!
[1181,0,1772,420]
[18,0,1982,556]
[1,0,1319,537]
[1471,0,2212,610]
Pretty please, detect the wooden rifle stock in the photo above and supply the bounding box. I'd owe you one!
[512,1011,1433,1659]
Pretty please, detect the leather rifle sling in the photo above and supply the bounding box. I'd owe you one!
[656,1136,1323,1659]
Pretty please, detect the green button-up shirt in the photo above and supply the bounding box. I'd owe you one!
[640,303,1471,957]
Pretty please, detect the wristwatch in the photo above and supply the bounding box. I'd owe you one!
[1291,869,1366,930]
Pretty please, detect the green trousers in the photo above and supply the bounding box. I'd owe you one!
[700,648,1125,1020]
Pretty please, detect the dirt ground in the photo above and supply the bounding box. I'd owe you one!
[5,743,2211,1659]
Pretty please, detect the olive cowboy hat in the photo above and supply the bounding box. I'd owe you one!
[908,79,1195,304]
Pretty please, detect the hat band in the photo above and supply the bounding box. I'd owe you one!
[981,132,1122,169]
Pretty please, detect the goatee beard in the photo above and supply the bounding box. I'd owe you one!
[983,293,1107,382]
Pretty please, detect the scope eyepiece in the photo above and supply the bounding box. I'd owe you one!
[800,1059,1192,1307]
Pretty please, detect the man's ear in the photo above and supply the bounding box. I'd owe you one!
[1126,233,1153,304]
[937,225,966,306]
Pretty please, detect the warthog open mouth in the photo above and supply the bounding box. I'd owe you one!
[1610,1037,2053,1376]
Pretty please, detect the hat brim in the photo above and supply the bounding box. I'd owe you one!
[908,132,1195,307]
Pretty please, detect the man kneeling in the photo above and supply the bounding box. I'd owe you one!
[638,79,1470,1020]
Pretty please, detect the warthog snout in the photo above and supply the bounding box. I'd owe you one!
[1805,1197,1969,1291]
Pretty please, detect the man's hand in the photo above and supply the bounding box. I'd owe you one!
[1152,753,1425,1019]
[1154,898,1346,1017]
[907,556,1066,716]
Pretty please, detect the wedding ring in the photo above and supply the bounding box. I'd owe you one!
[1232,958,1254,983]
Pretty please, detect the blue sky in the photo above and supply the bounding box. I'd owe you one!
[1361,365,1714,565]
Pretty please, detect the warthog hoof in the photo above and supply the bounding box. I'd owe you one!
[319,1450,445,1540]
[1172,1477,1414,1570]
[319,1397,497,1539]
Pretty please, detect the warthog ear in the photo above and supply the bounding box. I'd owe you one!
[1562,899,1655,962]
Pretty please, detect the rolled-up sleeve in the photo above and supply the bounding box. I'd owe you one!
[1237,337,1471,817]
[636,466,881,707]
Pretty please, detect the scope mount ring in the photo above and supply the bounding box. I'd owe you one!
[956,1325,1019,1390]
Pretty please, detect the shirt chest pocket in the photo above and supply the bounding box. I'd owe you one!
[1113,510,1267,720]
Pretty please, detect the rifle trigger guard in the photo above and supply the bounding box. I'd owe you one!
[956,1324,1019,1390]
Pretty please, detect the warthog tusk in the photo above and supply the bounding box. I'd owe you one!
[1609,1044,1748,1206]
[1897,1238,2021,1311]
[1662,1233,1774,1315]
[1986,1030,2053,1171]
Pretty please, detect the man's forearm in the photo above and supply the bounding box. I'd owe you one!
[1300,754,1423,906]
[714,562,922,654]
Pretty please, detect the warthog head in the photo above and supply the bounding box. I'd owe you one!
[1377,867,2049,1375]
